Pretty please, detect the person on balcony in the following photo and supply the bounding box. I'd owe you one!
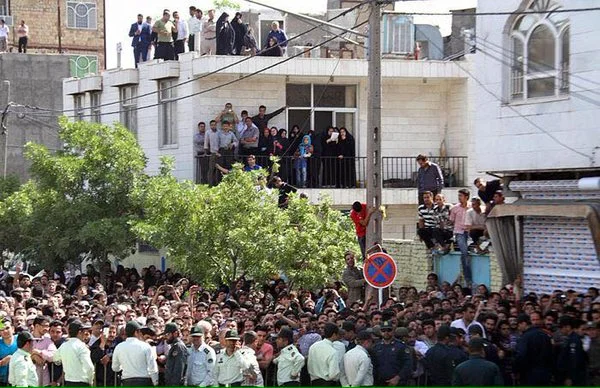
[337,127,356,188]
[416,154,444,205]
[129,14,152,67]
[417,191,437,252]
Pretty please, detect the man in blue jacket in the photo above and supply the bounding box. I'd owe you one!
[129,14,152,67]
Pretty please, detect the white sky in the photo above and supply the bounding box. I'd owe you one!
[105,0,477,69]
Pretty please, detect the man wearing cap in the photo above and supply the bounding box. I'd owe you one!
[467,325,500,365]
[31,316,57,386]
[307,323,341,386]
[8,331,38,387]
[214,329,245,386]
[423,325,467,386]
[452,338,503,386]
[513,313,553,385]
[52,320,95,386]
[164,322,188,386]
[371,320,412,386]
[112,320,159,386]
[343,330,374,386]
[556,316,587,386]
[186,325,216,386]
[273,328,304,386]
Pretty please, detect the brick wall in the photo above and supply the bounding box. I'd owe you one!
[383,239,504,292]
[8,0,105,69]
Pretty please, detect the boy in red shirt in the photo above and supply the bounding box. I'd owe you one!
[350,202,376,259]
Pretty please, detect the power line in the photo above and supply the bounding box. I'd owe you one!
[387,7,600,17]
[16,19,370,120]
[424,39,595,164]
[14,1,368,116]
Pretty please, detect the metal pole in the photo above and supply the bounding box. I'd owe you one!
[366,2,382,248]
[116,42,122,69]
[2,80,10,179]
[378,287,383,308]
[57,0,62,53]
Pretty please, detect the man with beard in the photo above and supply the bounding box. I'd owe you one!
[164,322,188,386]
[90,324,118,387]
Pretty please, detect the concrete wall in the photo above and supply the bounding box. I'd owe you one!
[444,8,476,58]
[474,0,600,172]
[7,0,105,69]
[384,239,503,292]
[0,54,69,181]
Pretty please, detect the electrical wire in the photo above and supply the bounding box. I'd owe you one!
[388,7,600,17]
[13,1,368,116]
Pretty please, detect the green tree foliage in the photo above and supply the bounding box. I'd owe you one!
[0,118,146,270]
[213,0,241,11]
[134,161,357,289]
[0,175,21,201]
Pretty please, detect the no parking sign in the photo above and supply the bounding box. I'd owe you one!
[363,252,397,289]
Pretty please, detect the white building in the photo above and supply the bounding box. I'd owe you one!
[474,0,600,293]
[63,49,477,240]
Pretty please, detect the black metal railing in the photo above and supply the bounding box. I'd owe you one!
[195,154,467,189]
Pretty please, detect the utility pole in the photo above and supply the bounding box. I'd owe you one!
[57,0,62,53]
[366,1,382,248]
[1,80,10,179]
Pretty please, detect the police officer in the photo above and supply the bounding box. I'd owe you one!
[186,325,216,386]
[273,328,305,386]
[164,322,188,386]
[557,316,587,386]
[214,329,245,386]
[8,331,38,387]
[513,313,553,385]
[452,338,503,386]
[423,325,467,386]
[467,324,501,366]
[372,321,412,386]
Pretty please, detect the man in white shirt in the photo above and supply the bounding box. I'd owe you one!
[465,197,487,244]
[188,6,202,52]
[0,19,8,53]
[238,331,263,386]
[201,9,216,55]
[112,320,159,386]
[450,303,486,342]
[17,20,29,53]
[308,323,341,385]
[343,330,374,387]
[173,11,188,59]
[53,320,95,386]
[273,328,304,386]
[8,331,38,387]
[214,329,246,386]
[186,325,216,386]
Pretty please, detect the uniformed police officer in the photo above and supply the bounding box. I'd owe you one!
[186,325,216,386]
[214,329,245,386]
[273,328,305,386]
[372,321,412,386]
[513,313,553,385]
[163,322,188,386]
[8,331,38,387]
[423,325,467,386]
[452,338,503,386]
[557,316,588,386]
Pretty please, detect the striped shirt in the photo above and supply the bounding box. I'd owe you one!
[417,204,437,228]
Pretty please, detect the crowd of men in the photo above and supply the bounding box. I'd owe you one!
[130,6,289,67]
[0,254,597,387]
[194,102,357,190]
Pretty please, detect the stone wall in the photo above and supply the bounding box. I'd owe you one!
[382,239,504,292]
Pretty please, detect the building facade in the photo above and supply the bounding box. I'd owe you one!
[474,0,600,293]
[1,0,106,75]
[63,52,477,240]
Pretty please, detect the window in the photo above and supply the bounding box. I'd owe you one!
[90,92,101,123]
[286,83,357,135]
[120,86,138,136]
[509,0,569,101]
[69,55,98,78]
[0,1,9,17]
[67,1,97,29]
[73,94,85,121]
[158,80,177,146]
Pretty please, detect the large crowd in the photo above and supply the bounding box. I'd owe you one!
[0,252,597,387]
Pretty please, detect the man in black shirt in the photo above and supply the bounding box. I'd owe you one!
[252,105,286,131]
[272,176,297,208]
[474,178,502,205]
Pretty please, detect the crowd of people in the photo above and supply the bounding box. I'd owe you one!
[0,256,597,387]
[130,7,288,67]
[194,103,357,190]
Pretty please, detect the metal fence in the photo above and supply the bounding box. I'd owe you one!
[195,155,467,189]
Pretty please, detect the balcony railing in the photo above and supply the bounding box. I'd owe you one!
[195,155,467,189]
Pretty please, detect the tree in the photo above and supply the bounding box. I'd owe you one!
[134,161,358,289]
[0,118,146,270]
[213,0,241,11]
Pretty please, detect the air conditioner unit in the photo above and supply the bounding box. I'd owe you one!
[382,14,414,55]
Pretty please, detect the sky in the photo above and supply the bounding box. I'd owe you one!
[105,0,477,69]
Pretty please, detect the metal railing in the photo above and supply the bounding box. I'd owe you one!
[195,154,467,189]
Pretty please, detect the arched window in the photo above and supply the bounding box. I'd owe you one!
[509,1,569,101]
